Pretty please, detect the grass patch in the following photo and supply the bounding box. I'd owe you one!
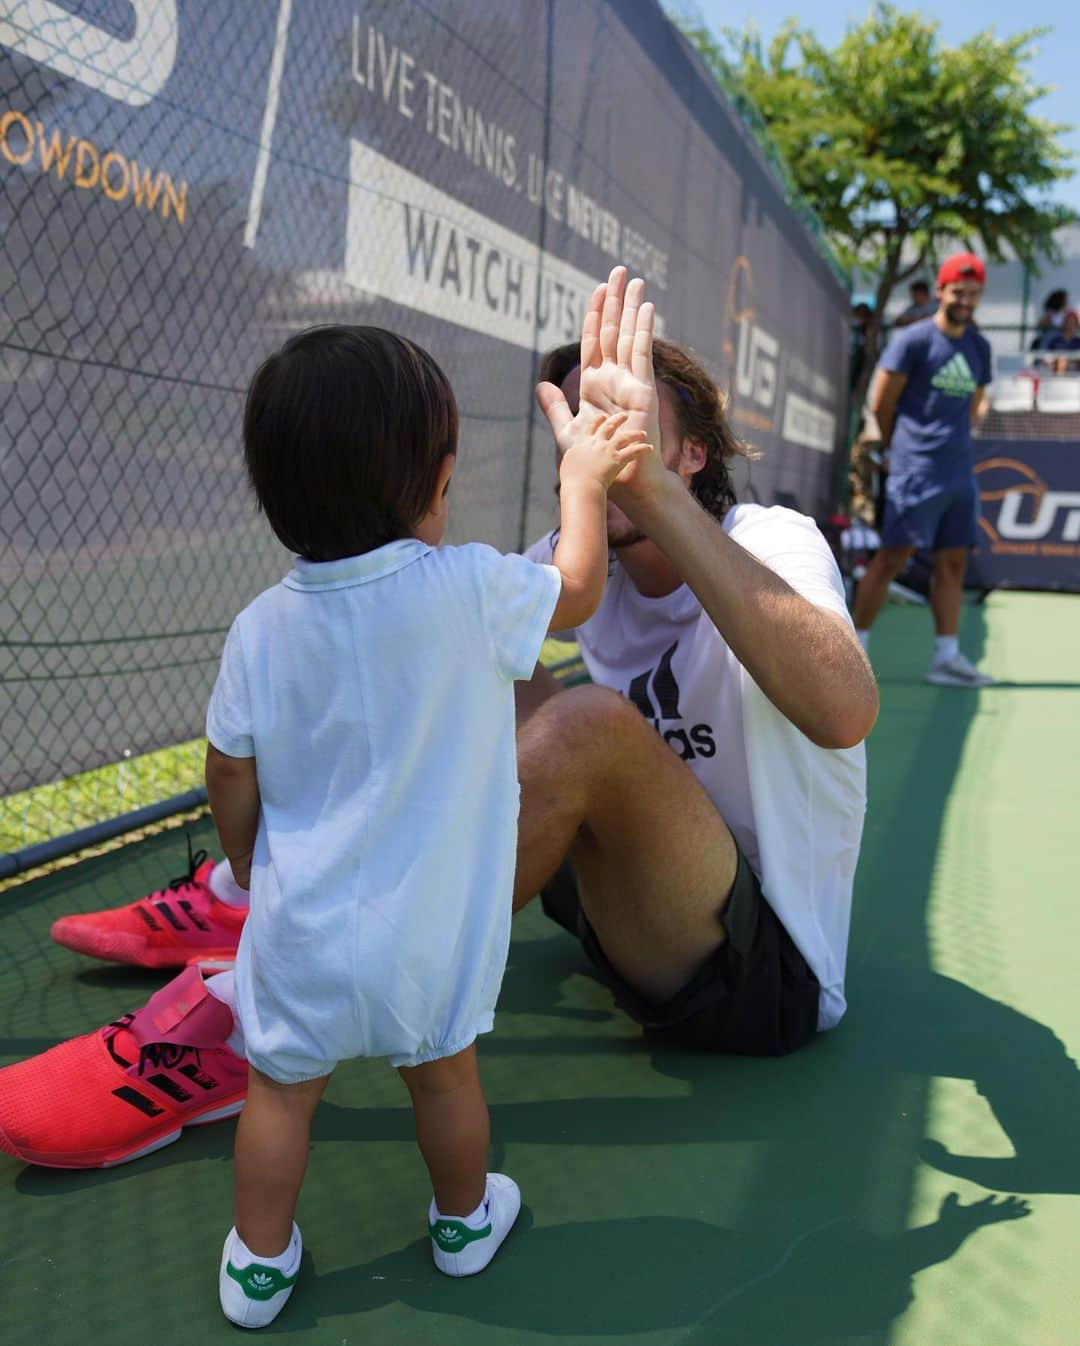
[1,640,585,860]
[0,739,206,855]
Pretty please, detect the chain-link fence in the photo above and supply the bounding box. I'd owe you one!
[2,0,850,861]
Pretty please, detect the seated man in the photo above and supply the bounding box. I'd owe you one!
[0,269,877,1167]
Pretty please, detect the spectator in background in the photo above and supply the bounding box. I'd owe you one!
[850,300,873,391]
[848,301,884,531]
[893,280,936,328]
[1032,289,1069,350]
[851,252,993,687]
[1047,309,1080,374]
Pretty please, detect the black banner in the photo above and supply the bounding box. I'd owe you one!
[1,0,848,795]
[969,438,1080,592]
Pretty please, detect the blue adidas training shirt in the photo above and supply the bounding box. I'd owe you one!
[879,317,992,484]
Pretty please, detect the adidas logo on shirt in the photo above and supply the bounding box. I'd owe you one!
[930,352,978,398]
[625,641,716,761]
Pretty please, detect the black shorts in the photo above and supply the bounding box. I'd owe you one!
[539,848,820,1056]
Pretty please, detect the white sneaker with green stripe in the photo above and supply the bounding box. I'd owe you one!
[429,1172,521,1277]
[219,1224,301,1328]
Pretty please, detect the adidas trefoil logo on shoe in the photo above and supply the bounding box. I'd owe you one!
[429,1218,492,1252]
[226,1261,299,1301]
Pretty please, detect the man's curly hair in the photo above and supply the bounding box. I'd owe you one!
[538,337,756,519]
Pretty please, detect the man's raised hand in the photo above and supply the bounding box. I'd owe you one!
[536,266,664,499]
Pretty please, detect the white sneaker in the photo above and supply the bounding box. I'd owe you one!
[219,1224,301,1328]
[925,652,993,687]
[429,1173,521,1277]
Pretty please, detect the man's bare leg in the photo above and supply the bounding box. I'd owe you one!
[851,544,916,632]
[514,685,738,1004]
[929,546,967,636]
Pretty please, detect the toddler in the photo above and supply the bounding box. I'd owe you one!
[206,320,652,1326]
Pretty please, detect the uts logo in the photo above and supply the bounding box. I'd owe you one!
[976,457,1080,550]
[722,256,779,415]
[625,641,716,762]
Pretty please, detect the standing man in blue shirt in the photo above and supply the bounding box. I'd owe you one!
[852,252,993,686]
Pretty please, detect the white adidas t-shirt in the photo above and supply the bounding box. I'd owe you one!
[525,504,867,1030]
[207,538,561,1074]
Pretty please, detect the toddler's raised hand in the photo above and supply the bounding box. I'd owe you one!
[557,409,654,493]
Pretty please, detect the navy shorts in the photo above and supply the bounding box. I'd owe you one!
[539,848,820,1056]
[880,475,979,551]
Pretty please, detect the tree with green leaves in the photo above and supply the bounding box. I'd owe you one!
[679,4,1075,409]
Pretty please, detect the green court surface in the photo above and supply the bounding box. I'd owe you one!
[1,593,1077,1345]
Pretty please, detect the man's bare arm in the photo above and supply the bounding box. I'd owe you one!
[969,386,987,427]
[870,367,908,445]
[626,480,879,749]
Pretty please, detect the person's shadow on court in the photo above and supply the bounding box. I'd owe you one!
[13,910,1077,1218]
[16,929,1076,1201]
[469,928,1080,1196]
[267,1192,1028,1340]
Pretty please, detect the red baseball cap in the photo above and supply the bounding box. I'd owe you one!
[937,252,985,287]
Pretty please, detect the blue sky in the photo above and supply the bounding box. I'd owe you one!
[691,1,1080,212]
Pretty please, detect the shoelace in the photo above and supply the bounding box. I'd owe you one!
[163,832,210,894]
[105,1012,203,1076]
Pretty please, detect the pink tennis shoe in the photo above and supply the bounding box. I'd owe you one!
[0,967,247,1168]
[49,845,244,968]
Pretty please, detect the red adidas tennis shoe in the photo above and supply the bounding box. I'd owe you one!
[50,843,244,968]
[0,967,247,1168]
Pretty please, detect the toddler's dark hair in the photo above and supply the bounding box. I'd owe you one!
[243,325,458,560]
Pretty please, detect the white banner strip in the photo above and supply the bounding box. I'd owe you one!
[781,391,836,453]
[347,141,611,351]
